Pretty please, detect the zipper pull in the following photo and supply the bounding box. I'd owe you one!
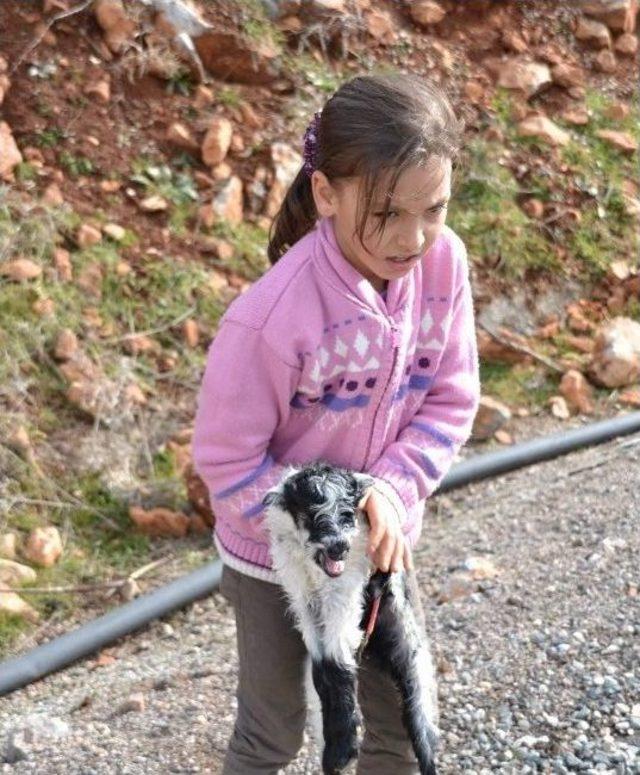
[390,324,401,348]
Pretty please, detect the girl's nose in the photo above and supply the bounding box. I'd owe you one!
[397,226,425,255]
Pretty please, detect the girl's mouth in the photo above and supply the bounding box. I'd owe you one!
[387,253,419,265]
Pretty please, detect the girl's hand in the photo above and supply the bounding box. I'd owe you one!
[358,486,413,573]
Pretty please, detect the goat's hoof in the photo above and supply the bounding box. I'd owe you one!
[322,739,358,773]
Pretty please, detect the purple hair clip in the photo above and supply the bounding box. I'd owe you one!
[302,111,322,177]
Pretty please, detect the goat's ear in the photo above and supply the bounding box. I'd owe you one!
[262,490,283,509]
[350,472,375,507]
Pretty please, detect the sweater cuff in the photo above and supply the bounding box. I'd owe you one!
[370,476,408,528]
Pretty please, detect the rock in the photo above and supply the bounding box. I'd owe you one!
[0,121,23,178]
[0,533,17,560]
[437,572,475,604]
[517,115,571,146]
[575,16,613,46]
[23,526,63,568]
[596,129,637,154]
[201,116,233,166]
[129,506,190,537]
[166,122,199,153]
[471,396,512,441]
[561,106,590,125]
[139,194,169,212]
[604,101,630,120]
[618,389,640,408]
[34,297,55,317]
[588,316,640,387]
[0,258,42,281]
[53,329,79,361]
[183,318,199,348]
[76,262,104,299]
[579,0,638,32]
[185,465,215,527]
[462,556,501,580]
[84,78,111,103]
[195,31,280,85]
[522,198,545,218]
[564,335,595,353]
[567,302,597,333]
[0,591,40,623]
[614,31,638,52]
[365,9,396,44]
[559,369,596,414]
[502,29,528,53]
[264,142,303,218]
[0,559,37,586]
[193,84,214,109]
[238,100,263,129]
[0,62,10,106]
[493,428,513,445]
[93,0,137,52]
[477,328,532,365]
[4,715,70,764]
[53,247,72,280]
[118,692,146,714]
[7,426,34,464]
[42,182,64,206]
[496,60,551,99]
[551,63,586,88]
[123,334,160,356]
[407,0,447,26]
[59,350,100,384]
[103,222,126,241]
[210,175,244,225]
[77,222,102,248]
[101,178,122,192]
[463,80,485,103]
[124,382,147,406]
[594,48,617,70]
[549,395,571,419]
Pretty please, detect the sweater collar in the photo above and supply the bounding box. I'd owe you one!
[314,215,409,316]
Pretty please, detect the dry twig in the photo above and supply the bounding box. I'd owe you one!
[10,0,95,76]
[478,322,565,374]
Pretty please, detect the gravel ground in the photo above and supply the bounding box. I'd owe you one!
[1,415,639,774]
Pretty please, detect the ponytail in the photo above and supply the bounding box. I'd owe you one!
[267,168,318,265]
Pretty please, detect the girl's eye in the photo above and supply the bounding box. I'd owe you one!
[373,210,399,220]
[428,202,448,214]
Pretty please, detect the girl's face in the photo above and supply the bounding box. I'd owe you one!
[312,157,452,293]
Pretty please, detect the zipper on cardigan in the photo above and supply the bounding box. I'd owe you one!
[363,321,401,469]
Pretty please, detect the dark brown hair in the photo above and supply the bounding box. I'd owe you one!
[267,73,463,265]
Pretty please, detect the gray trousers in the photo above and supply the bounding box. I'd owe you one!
[219,564,422,774]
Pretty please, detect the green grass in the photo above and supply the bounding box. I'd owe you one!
[1,186,228,655]
[480,360,559,409]
[217,86,243,108]
[463,88,639,282]
[448,138,560,279]
[237,0,285,52]
[209,220,270,281]
[283,51,345,94]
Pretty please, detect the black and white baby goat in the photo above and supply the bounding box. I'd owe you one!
[263,462,439,775]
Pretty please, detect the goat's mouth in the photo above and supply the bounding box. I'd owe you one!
[314,549,346,578]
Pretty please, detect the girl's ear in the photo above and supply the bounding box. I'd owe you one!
[311,170,338,217]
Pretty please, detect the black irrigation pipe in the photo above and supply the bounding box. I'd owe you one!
[1,410,639,698]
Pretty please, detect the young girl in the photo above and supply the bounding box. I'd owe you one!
[193,73,481,774]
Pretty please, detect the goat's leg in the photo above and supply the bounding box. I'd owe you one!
[311,656,359,774]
